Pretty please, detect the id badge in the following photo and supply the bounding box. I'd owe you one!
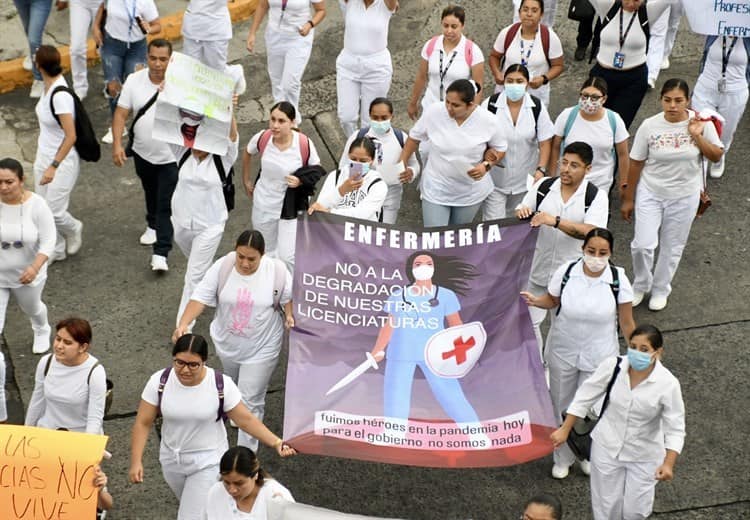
[718,77,727,93]
[613,52,625,69]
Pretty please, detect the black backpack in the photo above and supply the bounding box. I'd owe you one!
[178,150,235,212]
[50,86,101,162]
[536,177,599,214]
[590,0,650,64]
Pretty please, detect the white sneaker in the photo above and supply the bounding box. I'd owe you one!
[151,254,168,272]
[551,464,570,479]
[32,325,51,354]
[647,78,656,89]
[30,80,44,98]
[66,221,83,255]
[632,291,645,307]
[661,57,670,70]
[709,157,725,179]
[23,55,32,71]
[140,227,157,245]
[226,64,246,96]
[579,459,591,476]
[648,295,668,311]
[102,127,114,144]
[48,250,67,266]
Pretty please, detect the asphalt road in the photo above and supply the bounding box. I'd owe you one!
[1,0,749,518]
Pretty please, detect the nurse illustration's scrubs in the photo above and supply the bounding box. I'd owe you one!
[383,285,481,423]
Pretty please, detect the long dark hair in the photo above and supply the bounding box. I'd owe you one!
[403,251,478,296]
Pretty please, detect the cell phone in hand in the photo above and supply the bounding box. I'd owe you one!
[349,162,364,180]
[135,16,148,35]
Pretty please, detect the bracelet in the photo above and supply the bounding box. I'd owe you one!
[554,216,561,228]
[51,160,60,168]
[542,74,550,85]
[273,438,283,449]
[307,19,314,27]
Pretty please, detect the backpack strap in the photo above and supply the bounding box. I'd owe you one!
[156,367,172,417]
[393,128,405,148]
[487,92,502,115]
[298,132,310,167]
[217,252,236,300]
[561,106,580,153]
[425,35,440,59]
[271,257,287,309]
[43,353,53,377]
[87,361,102,385]
[529,95,542,134]
[212,154,228,185]
[367,177,383,193]
[464,38,474,67]
[535,177,556,210]
[584,181,598,213]
[503,23,522,55]
[555,260,579,316]
[257,129,273,156]
[539,24,551,67]
[214,369,226,422]
[601,0,622,31]
[334,169,342,184]
[609,264,620,302]
[356,127,370,141]
[637,4,650,52]
[129,91,159,137]
[177,150,191,170]
[600,356,623,418]
[49,85,73,126]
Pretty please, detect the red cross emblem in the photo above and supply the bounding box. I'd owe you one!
[442,336,476,365]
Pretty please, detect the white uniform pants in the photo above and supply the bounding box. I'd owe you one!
[0,279,49,335]
[34,153,81,258]
[336,49,393,136]
[221,352,281,451]
[69,0,99,97]
[173,222,225,325]
[590,441,660,520]
[265,29,313,123]
[181,38,230,70]
[160,447,223,520]
[546,350,594,467]
[251,206,297,273]
[381,184,403,225]
[525,281,548,364]
[631,183,699,298]
[692,83,749,156]
[513,0,557,26]
[483,189,526,220]
[646,3,682,83]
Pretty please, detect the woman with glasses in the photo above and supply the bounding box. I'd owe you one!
[0,157,55,354]
[130,334,295,520]
[549,76,629,192]
[204,446,294,519]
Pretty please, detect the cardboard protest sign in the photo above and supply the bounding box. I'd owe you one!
[284,213,556,468]
[0,425,108,519]
[681,0,749,36]
[152,52,235,155]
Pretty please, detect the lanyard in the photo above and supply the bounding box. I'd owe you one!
[126,0,137,44]
[618,7,638,50]
[438,49,457,101]
[279,0,289,26]
[519,32,536,67]
[721,36,738,76]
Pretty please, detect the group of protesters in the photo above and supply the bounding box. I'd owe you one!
[0,0,748,518]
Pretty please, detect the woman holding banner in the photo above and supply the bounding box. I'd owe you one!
[521,227,635,479]
[129,334,295,520]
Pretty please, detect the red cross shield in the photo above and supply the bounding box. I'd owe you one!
[423,321,487,378]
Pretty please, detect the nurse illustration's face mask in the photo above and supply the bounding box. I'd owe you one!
[412,264,434,281]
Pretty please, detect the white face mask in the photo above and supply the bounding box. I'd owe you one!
[583,254,610,272]
[412,264,434,281]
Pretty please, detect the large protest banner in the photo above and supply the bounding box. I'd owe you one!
[0,425,108,519]
[152,52,235,155]
[681,0,749,36]
[268,496,403,520]
[284,213,556,468]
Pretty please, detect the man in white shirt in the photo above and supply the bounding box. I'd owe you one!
[516,141,609,361]
[112,39,177,272]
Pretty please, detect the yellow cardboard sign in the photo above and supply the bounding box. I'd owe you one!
[0,425,108,519]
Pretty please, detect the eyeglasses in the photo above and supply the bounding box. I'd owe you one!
[0,203,23,250]
[173,358,202,370]
[580,93,604,101]
[1,241,23,249]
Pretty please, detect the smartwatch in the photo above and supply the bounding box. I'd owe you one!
[542,74,550,85]
[554,216,561,228]
[536,166,547,175]
[50,160,61,168]
[482,161,492,172]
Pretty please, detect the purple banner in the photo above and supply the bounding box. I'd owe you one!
[284,213,556,468]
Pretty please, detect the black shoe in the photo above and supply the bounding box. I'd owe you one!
[574,47,586,61]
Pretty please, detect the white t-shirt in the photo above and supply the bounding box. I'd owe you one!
[0,193,56,288]
[630,112,723,200]
[341,0,394,56]
[25,354,107,434]
[104,0,159,43]
[246,131,321,216]
[410,103,507,206]
[117,69,175,165]
[547,260,633,372]
[481,93,554,194]
[170,138,239,229]
[142,366,242,453]
[420,35,485,109]
[35,77,76,160]
[492,24,563,101]
[519,178,609,286]
[697,36,749,94]
[183,0,231,41]
[191,254,293,363]
[316,168,388,221]
[204,479,294,520]
[554,107,629,191]
[268,0,323,35]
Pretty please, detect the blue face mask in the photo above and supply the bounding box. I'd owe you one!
[370,119,392,135]
[505,83,527,102]
[628,349,654,371]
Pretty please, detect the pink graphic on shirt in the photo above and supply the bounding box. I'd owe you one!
[648,132,692,150]
[230,287,254,336]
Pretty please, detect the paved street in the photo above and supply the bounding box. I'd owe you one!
[1,0,749,518]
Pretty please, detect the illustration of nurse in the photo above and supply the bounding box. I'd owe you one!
[370,251,481,423]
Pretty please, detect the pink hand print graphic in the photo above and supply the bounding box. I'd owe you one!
[230,287,254,336]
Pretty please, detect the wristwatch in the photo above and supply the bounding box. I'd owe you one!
[542,74,550,85]
[482,161,492,172]
[554,215,561,228]
[50,160,60,168]
[536,166,547,175]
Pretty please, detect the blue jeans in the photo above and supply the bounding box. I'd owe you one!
[422,199,482,227]
[13,0,52,80]
[100,32,146,113]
